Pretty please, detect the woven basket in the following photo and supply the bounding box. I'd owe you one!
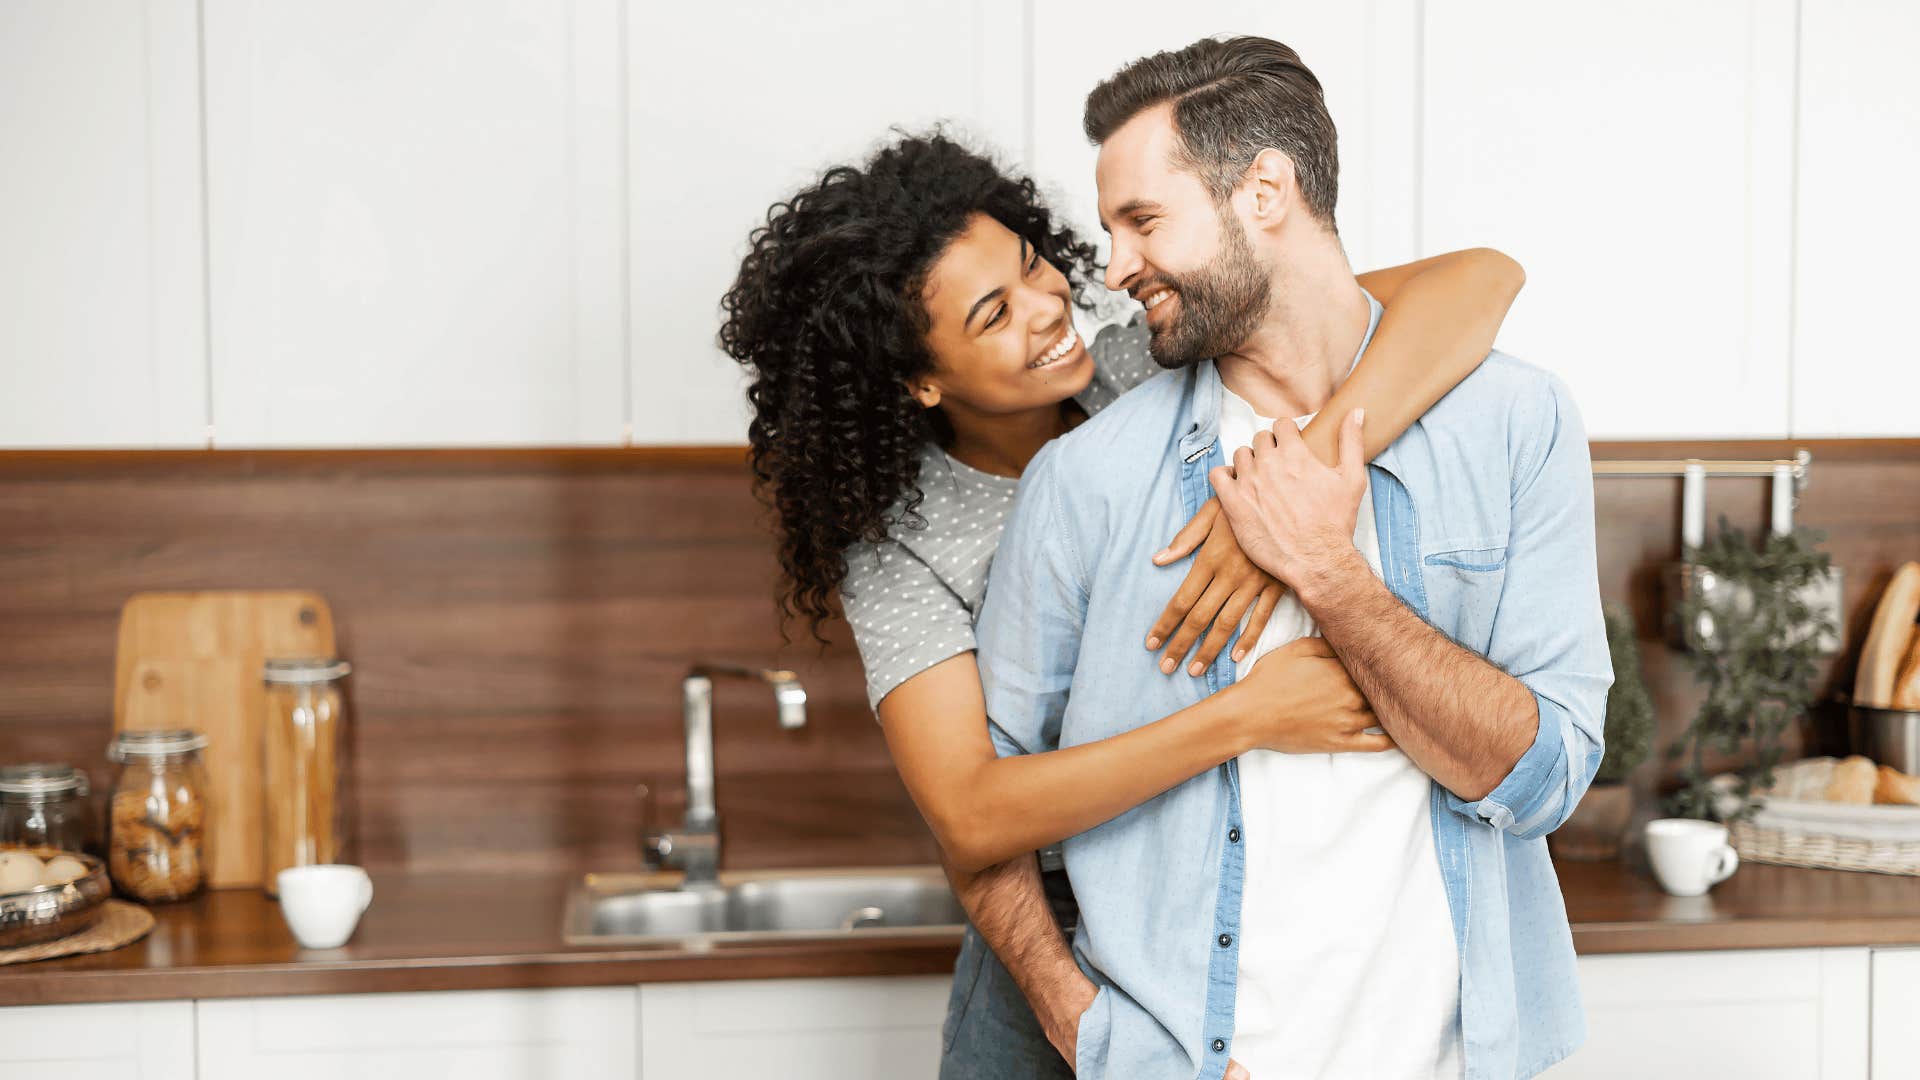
[1729,797,1920,876]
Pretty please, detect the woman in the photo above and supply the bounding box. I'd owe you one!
[719,132,1522,1075]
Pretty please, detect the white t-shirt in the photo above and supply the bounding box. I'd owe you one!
[1221,386,1463,1079]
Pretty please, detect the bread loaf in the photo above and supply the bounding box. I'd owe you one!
[1874,765,1920,806]
[1763,757,1837,801]
[1893,630,1920,710]
[1857,562,1920,707]
[1825,755,1879,804]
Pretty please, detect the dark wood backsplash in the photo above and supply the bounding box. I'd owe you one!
[2,440,1917,877]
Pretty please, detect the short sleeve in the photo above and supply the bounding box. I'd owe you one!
[841,539,978,714]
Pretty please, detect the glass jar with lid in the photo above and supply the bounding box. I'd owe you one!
[262,658,350,895]
[0,763,93,854]
[107,730,211,903]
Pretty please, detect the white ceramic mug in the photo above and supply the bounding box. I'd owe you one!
[1644,819,1740,897]
[277,864,373,949]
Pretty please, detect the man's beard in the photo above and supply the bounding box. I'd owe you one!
[1144,210,1272,370]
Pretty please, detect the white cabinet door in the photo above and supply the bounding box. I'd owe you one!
[0,1000,194,1079]
[1872,948,1920,1078]
[627,0,1027,445]
[638,975,949,1080]
[1545,948,1868,1079]
[202,0,627,447]
[195,986,636,1079]
[0,0,207,449]
[1027,1,1418,282]
[1421,1,1798,439]
[1792,0,1920,438]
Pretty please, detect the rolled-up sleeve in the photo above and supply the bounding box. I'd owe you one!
[974,448,1089,759]
[1446,375,1613,841]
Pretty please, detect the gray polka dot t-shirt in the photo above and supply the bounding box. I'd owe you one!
[841,318,1159,713]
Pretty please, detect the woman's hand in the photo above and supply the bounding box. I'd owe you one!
[1146,498,1284,677]
[1228,636,1393,754]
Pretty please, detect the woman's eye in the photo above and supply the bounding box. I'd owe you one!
[986,304,1007,329]
[1026,251,1041,274]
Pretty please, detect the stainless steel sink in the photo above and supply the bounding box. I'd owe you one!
[563,866,967,946]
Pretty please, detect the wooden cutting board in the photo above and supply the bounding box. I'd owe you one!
[113,591,337,889]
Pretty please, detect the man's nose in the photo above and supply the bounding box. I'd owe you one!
[1105,235,1141,293]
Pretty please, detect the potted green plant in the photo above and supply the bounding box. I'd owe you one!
[1664,522,1835,821]
[1549,602,1655,860]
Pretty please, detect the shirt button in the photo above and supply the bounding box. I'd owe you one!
[1228,828,1240,843]
[1212,1038,1227,1053]
[1218,933,1232,948]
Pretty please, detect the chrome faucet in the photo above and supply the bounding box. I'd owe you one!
[643,664,807,886]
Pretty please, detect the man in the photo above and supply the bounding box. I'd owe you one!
[960,36,1612,1079]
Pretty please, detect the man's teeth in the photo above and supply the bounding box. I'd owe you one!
[1032,328,1079,368]
[1144,290,1173,310]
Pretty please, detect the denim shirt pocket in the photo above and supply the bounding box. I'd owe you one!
[1422,545,1508,653]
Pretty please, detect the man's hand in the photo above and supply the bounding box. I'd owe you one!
[1032,973,1098,1067]
[1226,637,1392,754]
[1209,408,1369,598]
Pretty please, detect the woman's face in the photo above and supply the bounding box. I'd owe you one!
[913,213,1094,421]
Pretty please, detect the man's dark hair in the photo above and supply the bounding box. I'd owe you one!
[1083,36,1339,229]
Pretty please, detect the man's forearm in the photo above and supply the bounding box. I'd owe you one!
[942,852,1094,1062]
[1297,549,1535,800]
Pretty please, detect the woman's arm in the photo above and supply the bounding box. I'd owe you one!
[881,639,1382,872]
[1137,249,1524,674]
[1303,247,1524,464]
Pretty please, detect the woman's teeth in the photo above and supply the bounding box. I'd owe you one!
[1144,290,1173,310]
[1031,328,1079,368]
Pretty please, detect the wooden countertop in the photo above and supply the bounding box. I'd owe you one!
[6,858,1920,1007]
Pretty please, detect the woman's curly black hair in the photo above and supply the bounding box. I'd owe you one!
[719,131,1102,642]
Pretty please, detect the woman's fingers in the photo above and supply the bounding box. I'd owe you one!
[1145,561,1214,651]
[1152,497,1219,567]
[1232,584,1284,663]
[1190,585,1258,673]
[1161,577,1236,675]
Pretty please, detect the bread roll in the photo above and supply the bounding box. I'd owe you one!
[1825,755,1879,804]
[1858,562,1920,707]
[1874,765,1920,806]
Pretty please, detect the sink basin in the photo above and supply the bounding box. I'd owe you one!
[563,867,967,946]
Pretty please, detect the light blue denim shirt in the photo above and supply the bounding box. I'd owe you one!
[975,297,1613,1080]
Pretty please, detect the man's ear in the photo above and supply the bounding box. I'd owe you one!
[1244,148,1298,231]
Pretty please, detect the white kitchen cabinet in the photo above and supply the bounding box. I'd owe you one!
[195,986,636,1079]
[1421,0,1798,439]
[200,0,627,447]
[0,1000,194,1079]
[1871,948,1920,1078]
[1791,0,1920,439]
[626,0,1028,445]
[0,0,208,449]
[638,975,950,1080]
[1026,0,1420,283]
[1546,948,1869,1079]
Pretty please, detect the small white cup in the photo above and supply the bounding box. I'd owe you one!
[277,864,374,949]
[1645,819,1740,897]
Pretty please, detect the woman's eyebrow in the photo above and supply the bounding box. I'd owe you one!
[965,286,1006,332]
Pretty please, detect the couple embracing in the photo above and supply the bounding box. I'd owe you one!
[721,35,1611,1080]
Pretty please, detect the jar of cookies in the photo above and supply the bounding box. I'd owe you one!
[106,730,210,903]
